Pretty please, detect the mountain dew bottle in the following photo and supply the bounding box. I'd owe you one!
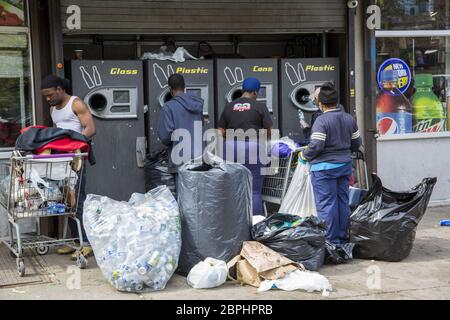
[411,74,446,133]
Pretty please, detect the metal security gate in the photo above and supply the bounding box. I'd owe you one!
[60,0,346,35]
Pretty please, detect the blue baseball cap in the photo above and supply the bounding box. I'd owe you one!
[242,77,261,92]
[381,69,398,82]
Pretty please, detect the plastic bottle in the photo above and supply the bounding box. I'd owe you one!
[446,88,450,131]
[376,69,413,135]
[149,251,160,267]
[411,73,446,133]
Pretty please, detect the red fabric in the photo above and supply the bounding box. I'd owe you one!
[20,125,47,134]
[35,138,90,155]
[349,175,355,187]
[20,126,90,157]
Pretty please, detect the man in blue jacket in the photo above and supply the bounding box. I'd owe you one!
[300,83,362,245]
[157,73,204,190]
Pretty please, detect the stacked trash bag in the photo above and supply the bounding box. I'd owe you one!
[83,147,437,292]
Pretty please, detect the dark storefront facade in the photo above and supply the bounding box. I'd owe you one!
[10,0,450,235]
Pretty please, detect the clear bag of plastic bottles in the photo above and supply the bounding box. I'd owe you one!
[83,185,181,293]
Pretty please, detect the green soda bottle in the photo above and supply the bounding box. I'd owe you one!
[411,74,446,133]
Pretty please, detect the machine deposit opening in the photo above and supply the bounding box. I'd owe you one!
[89,93,107,112]
[295,88,311,105]
[231,89,243,101]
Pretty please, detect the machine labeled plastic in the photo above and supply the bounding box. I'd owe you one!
[71,60,146,200]
[144,60,214,155]
[216,59,279,128]
[280,58,339,142]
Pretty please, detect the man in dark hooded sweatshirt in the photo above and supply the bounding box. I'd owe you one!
[157,73,204,191]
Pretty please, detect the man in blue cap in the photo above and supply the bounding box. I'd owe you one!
[218,77,273,215]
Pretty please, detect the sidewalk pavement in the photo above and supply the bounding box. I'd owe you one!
[0,206,449,300]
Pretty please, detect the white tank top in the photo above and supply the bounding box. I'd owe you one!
[51,96,83,133]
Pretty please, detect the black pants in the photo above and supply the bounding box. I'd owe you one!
[68,165,88,243]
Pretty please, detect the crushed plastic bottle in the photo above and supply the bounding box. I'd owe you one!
[46,203,65,214]
[83,186,181,293]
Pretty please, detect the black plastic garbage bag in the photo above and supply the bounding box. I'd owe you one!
[177,155,253,275]
[251,213,327,271]
[144,150,176,196]
[350,174,437,262]
[324,241,355,264]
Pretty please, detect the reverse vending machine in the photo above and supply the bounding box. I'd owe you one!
[280,58,340,141]
[71,60,146,200]
[144,60,215,155]
[216,59,279,128]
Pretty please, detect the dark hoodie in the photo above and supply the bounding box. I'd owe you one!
[157,93,204,173]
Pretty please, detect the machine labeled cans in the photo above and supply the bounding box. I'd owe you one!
[144,60,214,155]
[280,58,340,141]
[71,60,146,200]
[216,59,279,128]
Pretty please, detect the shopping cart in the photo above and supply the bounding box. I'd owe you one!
[261,148,301,216]
[261,149,369,216]
[350,150,370,209]
[0,151,88,276]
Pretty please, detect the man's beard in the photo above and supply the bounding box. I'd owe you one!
[48,100,60,106]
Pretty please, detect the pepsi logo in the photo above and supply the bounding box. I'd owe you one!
[377,117,398,135]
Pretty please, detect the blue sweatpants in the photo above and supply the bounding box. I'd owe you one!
[311,163,352,245]
[224,140,266,215]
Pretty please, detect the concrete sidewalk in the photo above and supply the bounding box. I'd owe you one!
[1,207,449,300]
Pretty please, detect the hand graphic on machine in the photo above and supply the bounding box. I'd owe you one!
[285,62,306,86]
[224,66,244,86]
[80,65,102,89]
[153,63,175,89]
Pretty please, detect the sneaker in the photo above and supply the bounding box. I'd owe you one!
[71,245,93,260]
[57,245,76,255]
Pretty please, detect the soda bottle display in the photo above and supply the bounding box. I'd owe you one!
[376,69,413,135]
[446,89,450,132]
[411,73,446,133]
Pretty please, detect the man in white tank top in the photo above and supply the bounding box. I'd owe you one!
[41,75,96,138]
[41,75,96,259]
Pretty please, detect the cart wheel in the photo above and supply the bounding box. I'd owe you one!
[76,254,88,269]
[35,246,49,256]
[17,259,25,277]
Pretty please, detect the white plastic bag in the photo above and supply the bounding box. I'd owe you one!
[252,215,266,226]
[84,185,181,293]
[30,168,49,202]
[187,258,228,289]
[258,269,332,294]
[141,47,198,62]
[279,162,317,217]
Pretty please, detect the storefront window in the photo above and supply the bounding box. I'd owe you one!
[375,36,450,135]
[0,0,25,26]
[0,1,32,149]
[377,0,450,30]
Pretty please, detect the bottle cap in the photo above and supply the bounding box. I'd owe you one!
[415,73,433,87]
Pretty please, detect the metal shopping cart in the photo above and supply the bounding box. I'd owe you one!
[0,151,88,276]
[261,148,301,216]
[350,150,370,209]
[261,149,369,216]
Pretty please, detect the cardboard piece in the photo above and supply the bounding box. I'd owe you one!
[227,241,304,287]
